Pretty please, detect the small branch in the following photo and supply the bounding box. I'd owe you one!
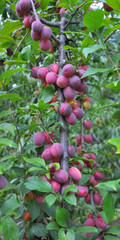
[90,190,96,212]
[30,0,60,27]
[64,2,88,29]
[81,100,85,150]
[51,33,60,44]
[39,113,54,144]
[104,49,120,77]
[12,112,24,154]
[104,29,117,43]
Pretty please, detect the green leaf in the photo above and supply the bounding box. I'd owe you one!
[63,185,79,197]
[41,85,55,103]
[28,200,41,221]
[106,0,120,11]
[0,93,22,102]
[103,193,115,222]
[58,228,66,240]
[0,123,15,134]
[1,198,20,216]
[30,223,48,237]
[81,67,111,79]
[24,176,55,193]
[82,36,95,48]
[83,10,104,32]
[45,194,57,207]
[0,35,14,43]
[26,166,43,173]
[92,104,120,112]
[58,228,75,240]
[4,60,28,65]
[0,110,14,117]
[56,207,69,227]
[96,179,120,191]
[106,225,120,235]
[106,80,120,91]
[0,0,5,14]
[79,173,91,185]
[21,45,31,62]
[75,226,98,233]
[40,0,51,9]
[23,157,45,167]
[104,235,119,240]
[108,138,120,154]
[0,68,29,82]
[1,20,23,35]
[64,194,77,206]
[0,138,17,148]
[2,217,19,240]
[47,222,60,230]
[83,44,106,58]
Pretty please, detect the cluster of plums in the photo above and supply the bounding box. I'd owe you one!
[31,63,89,125]
[16,0,52,51]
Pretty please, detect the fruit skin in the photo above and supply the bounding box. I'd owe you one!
[84,120,92,129]
[76,135,82,145]
[32,20,43,33]
[68,167,81,183]
[84,134,93,143]
[85,193,91,204]
[72,107,84,120]
[33,132,45,146]
[37,67,49,80]
[50,143,63,157]
[69,75,81,88]
[76,81,88,94]
[23,15,31,28]
[87,212,94,219]
[31,66,39,78]
[65,112,77,125]
[63,64,75,77]
[31,30,41,41]
[39,39,51,51]
[95,218,107,230]
[103,3,113,12]
[41,26,52,39]
[94,192,103,205]
[51,180,61,193]
[54,169,68,183]
[57,75,69,88]
[24,191,34,201]
[46,72,57,84]
[63,86,75,101]
[48,63,59,74]
[83,101,91,109]
[94,171,104,180]
[59,102,72,116]
[75,185,88,197]
[35,195,43,203]
[67,145,75,158]
[23,210,31,221]
[84,218,95,227]
[42,148,53,161]
[0,175,7,189]
[19,0,31,12]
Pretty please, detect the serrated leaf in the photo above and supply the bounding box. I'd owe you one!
[106,0,120,11]
[47,221,60,230]
[1,20,23,35]
[0,68,29,82]
[1,198,20,216]
[104,235,119,240]
[24,176,55,193]
[28,200,41,221]
[2,217,19,240]
[64,194,77,206]
[83,44,106,58]
[0,138,17,148]
[106,80,120,91]
[83,10,104,32]
[96,179,120,191]
[108,138,120,154]
[0,123,15,134]
[23,157,45,167]
[81,67,111,79]
[106,225,120,235]
[56,207,69,227]
[0,93,21,102]
[30,223,48,237]
[40,0,51,9]
[103,193,115,222]
[41,85,55,103]
[45,194,57,207]
[75,226,98,233]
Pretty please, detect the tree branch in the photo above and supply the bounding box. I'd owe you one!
[90,190,96,212]
[64,2,88,29]
[104,29,117,43]
[51,33,60,44]
[57,17,68,172]
[30,0,60,27]
[81,100,85,150]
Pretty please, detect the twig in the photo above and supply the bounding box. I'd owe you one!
[90,190,96,212]
[64,2,88,29]
[30,0,60,27]
[104,49,120,78]
[81,100,85,150]
[51,33,60,44]
[104,29,117,43]
[39,113,54,144]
